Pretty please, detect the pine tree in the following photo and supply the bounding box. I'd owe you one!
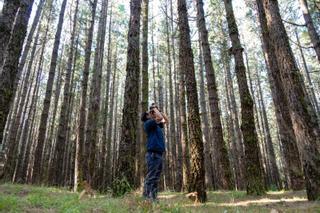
[177,0,206,202]
[115,0,142,191]
[1,0,34,180]
[32,0,68,184]
[262,0,320,200]
[222,0,265,195]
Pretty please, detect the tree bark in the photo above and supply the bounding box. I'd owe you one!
[85,0,108,187]
[262,0,320,200]
[52,0,79,186]
[177,0,206,202]
[0,0,20,67]
[299,0,320,63]
[164,0,177,191]
[31,0,67,184]
[223,0,265,195]
[77,0,99,184]
[294,29,319,120]
[197,41,214,190]
[116,0,142,189]
[140,0,149,189]
[1,0,34,180]
[255,0,305,190]
[196,0,233,190]
[256,67,281,189]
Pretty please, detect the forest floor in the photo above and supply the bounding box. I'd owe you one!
[0,183,319,212]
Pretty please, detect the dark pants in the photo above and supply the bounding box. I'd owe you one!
[143,152,163,201]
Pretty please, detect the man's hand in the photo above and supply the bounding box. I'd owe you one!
[152,108,164,123]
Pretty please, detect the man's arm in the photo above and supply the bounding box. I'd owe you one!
[161,112,169,124]
[153,108,164,123]
[144,119,158,132]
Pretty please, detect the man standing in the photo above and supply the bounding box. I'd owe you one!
[141,105,166,202]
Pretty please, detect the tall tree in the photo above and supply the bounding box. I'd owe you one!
[256,67,281,189]
[262,0,320,200]
[32,0,68,184]
[77,0,99,184]
[100,3,113,189]
[294,29,320,118]
[222,0,265,195]
[115,0,142,190]
[52,0,79,186]
[299,0,320,62]
[86,0,109,187]
[1,0,34,179]
[177,0,206,202]
[164,0,177,191]
[196,0,233,190]
[197,41,214,190]
[140,0,149,187]
[255,0,305,190]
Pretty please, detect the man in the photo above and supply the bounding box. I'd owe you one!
[141,104,166,202]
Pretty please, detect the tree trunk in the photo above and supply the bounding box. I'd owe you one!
[255,0,305,190]
[197,41,214,190]
[294,29,320,120]
[17,0,46,82]
[177,0,206,202]
[77,0,99,184]
[85,0,108,187]
[221,36,245,190]
[164,0,177,191]
[116,0,142,189]
[223,0,265,195]
[140,0,149,189]
[0,0,20,67]
[299,0,320,62]
[104,47,118,189]
[32,0,67,184]
[196,0,233,190]
[262,0,320,200]
[256,67,281,189]
[52,0,79,186]
[1,0,34,180]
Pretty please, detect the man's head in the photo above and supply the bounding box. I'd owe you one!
[141,111,151,122]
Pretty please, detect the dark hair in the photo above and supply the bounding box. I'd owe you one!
[141,112,149,122]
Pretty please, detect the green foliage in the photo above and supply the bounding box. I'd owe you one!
[0,195,20,212]
[111,177,133,197]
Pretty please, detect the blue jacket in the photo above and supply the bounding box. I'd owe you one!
[144,119,165,154]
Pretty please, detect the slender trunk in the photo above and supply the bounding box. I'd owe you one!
[32,0,68,184]
[140,0,149,188]
[223,0,265,195]
[52,0,79,186]
[299,0,320,62]
[178,0,206,202]
[164,0,177,191]
[196,0,233,190]
[0,0,20,67]
[295,29,319,119]
[77,0,99,184]
[198,41,213,190]
[104,49,118,189]
[86,0,108,187]
[17,0,46,81]
[221,30,245,189]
